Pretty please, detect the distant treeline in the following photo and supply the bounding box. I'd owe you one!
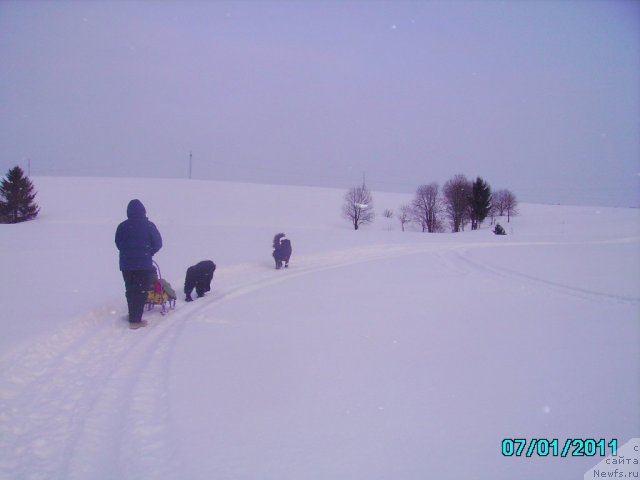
[342,174,518,232]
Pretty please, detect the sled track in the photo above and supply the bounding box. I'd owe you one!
[0,242,444,480]
[1,238,637,479]
[451,244,640,307]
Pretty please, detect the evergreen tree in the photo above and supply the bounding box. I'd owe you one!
[0,166,40,223]
[469,177,491,230]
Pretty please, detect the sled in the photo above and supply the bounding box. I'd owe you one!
[145,261,176,315]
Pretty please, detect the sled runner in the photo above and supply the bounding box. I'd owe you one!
[145,261,176,315]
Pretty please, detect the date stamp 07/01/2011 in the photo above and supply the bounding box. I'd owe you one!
[501,438,618,458]
[501,438,640,478]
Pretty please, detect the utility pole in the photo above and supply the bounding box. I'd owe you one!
[362,171,366,188]
[189,151,192,179]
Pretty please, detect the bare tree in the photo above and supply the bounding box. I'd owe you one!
[412,183,442,233]
[443,174,472,232]
[382,208,393,231]
[493,188,518,222]
[503,189,519,222]
[342,185,374,230]
[398,204,412,232]
[488,203,498,225]
[493,189,507,216]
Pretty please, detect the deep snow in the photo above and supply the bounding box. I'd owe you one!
[0,176,638,479]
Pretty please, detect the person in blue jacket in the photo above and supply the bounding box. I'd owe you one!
[115,199,163,329]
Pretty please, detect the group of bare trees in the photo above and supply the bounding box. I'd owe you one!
[401,175,517,233]
[341,175,518,232]
[402,175,517,233]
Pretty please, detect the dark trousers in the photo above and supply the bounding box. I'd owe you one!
[122,270,152,323]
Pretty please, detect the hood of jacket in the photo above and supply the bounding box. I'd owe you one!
[126,199,147,219]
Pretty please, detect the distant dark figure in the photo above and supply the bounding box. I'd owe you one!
[272,233,292,269]
[184,260,216,301]
[115,199,162,329]
[493,223,506,235]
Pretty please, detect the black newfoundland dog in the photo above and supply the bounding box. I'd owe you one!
[184,260,216,301]
[272,233,292,269]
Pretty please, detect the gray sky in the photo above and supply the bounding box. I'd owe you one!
[1,0,638,207]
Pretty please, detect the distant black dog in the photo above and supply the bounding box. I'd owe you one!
[272,233,292,269]
[184,260,216,301]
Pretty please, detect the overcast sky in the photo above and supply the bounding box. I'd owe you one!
[1,0,638,207]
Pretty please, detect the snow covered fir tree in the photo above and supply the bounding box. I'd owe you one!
[0,166,40,224]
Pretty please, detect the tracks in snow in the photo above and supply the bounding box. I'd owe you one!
[0,238,637,479]
[0,242,442,480]
[451,241,640,307]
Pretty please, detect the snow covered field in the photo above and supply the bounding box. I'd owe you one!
[0,176,638,479]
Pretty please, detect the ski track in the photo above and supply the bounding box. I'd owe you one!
[0,237,637,479]
[451,245,640,306]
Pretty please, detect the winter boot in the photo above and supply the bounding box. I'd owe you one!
[129,320,148,330]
